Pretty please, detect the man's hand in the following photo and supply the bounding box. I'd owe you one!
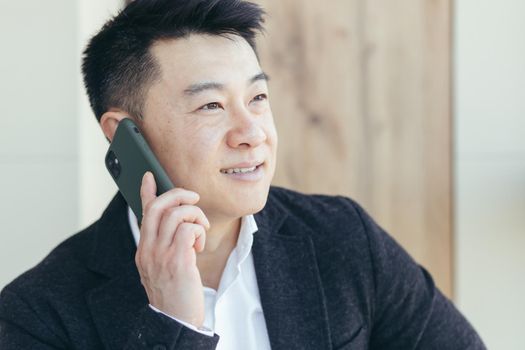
[135,171,210,328]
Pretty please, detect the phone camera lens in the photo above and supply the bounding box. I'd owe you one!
[105,150,121,179]
[133,127,140,134]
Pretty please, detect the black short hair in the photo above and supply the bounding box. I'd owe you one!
[82,0,265,121]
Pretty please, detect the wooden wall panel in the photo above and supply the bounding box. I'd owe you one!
[255,0,453,297]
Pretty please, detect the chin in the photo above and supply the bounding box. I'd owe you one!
[246,195,268,215]
[222,186,270,217]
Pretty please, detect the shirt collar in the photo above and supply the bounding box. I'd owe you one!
[127,207,258,250]
[235,214,258,265]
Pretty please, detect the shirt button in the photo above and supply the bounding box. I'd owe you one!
[152,345,167,350]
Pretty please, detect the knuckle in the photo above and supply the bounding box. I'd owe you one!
[194,224,205,235]
[184,205,205,223]
[166,206,181,219]
[172,187,187,194]
[150,200,165,213]
[144,200,157,215]
[175,224,194,241]
[136,254,148,269]
[172,205,195,222]
[170,187,190,199]
[164,208,184,227]
[178,223,194,234]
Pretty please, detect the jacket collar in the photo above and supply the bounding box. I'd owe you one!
[86,192,136,278]
[85,189,331,349]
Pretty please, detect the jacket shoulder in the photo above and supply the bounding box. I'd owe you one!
[0,222,103,346]
[1,222,98,296]
[267,185,364,230]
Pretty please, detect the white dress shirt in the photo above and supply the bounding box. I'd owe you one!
[128,208,271,349]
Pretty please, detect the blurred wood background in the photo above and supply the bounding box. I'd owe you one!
[123,0,453,298]
[255,0,453,297]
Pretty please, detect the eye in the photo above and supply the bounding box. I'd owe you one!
[200,102,223,111]
[251,94,267,102]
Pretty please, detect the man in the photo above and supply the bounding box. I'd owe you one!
[0,0,486,349]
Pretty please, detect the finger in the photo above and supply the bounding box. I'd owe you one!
[138,172,158,251]
[157,205,210,247]
[194,225,206,253]
[140,171,157,214]
[140,187,200,249]
[171,223,206,256]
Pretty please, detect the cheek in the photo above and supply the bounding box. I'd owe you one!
[168,125,223,172]
[270,121,278,143]
[187,125,222,155]
[264,115,278,149]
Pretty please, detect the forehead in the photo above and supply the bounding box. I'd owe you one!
[150,34,261,87]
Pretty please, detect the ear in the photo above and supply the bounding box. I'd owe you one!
[100,110,129,142]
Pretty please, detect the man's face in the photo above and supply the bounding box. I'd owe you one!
[139,34,277,222]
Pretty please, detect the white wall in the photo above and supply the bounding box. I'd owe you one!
[0,1,79,287]
[454,1,525,349]
[0,0,121,289]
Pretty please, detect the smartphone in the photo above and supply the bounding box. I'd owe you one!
[105,118,174,223]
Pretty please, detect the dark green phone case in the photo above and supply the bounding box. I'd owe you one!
[105,118,174,224]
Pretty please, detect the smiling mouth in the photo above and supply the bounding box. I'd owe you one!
[220,163,263,174]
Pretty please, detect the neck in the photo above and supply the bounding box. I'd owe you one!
[199,216,242,255]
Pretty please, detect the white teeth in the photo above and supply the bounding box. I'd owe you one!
[221,166,257,174]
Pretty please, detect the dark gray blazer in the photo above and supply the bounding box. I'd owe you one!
[0,186,485,349]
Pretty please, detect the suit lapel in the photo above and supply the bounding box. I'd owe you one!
[85,193,149,349]
[253,194,332,350]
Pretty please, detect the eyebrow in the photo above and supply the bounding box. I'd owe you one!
[183,71,270,96]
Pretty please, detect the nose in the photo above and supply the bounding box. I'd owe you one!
[226,106,267,148]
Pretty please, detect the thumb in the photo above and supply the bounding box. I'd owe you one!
[140,171,157,215]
